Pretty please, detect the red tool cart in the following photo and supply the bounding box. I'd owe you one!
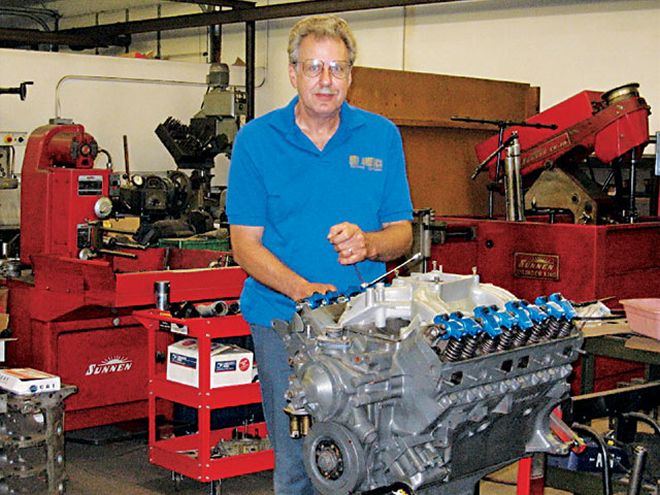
[134,307,273,492]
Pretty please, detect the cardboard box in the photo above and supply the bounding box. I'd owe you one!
[0,287,8,313]
[0,368,61,395]
[167,338,253,388]
[0,338,16,362]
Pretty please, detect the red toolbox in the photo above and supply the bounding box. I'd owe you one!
[431,217,660,394]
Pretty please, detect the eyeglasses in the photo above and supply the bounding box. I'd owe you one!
[297,59,352,79]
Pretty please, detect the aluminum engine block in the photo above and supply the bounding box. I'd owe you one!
[275,268,583,495]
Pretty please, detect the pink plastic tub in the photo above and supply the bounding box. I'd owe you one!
[620,298,660,340]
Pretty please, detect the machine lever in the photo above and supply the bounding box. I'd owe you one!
[111,241,148,251]
[0,81,33,100]
[451,116,558,131]
[470,132,518,180]
[455,115,557,217]
[97,248,138,259]
[452,116,557,181]
[123,134,131,178]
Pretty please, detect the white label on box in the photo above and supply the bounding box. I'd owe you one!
[215,357,251,373]
[166,339,253,388]
[170,353,196,368]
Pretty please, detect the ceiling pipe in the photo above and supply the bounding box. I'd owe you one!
[0,0,469,48]
[61,0,469,39]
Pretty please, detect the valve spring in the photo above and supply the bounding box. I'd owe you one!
[511,325,529,348]
[528,322,546,344]
[496,328,515,351]
[460,335,479,360]
[443,339,464,362]
[478,334,499,354]
[557,319,574,338]
[546,318,562,339]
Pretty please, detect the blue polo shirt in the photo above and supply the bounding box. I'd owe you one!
[227,97,413,327]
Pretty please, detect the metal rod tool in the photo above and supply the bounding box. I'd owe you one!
[361,252,423,289]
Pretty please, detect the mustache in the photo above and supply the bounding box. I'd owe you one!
[316,87,338,95]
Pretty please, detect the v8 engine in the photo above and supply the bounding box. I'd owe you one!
[274,268,583,495]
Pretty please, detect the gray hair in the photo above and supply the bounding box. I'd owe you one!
[288,15,357,65]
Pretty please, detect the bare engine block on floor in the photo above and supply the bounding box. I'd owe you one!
[0,386,77,494]
[275,269,583,495]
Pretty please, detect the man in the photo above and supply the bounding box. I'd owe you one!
[227,14,413,494]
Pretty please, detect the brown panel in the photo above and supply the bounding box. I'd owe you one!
[402,127,501,214]
[347,66,539,215]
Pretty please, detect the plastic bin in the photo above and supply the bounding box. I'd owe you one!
[620,298,660,340]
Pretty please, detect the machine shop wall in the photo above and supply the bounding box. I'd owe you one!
[10,1,660,124]
[403,0,659,134]
[2,0,658,190]
[0,49,213,179]
[202,0,658,137]
[50,0,659,145]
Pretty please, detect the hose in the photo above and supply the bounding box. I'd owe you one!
[621,412,660,437]
[571,423,613,495]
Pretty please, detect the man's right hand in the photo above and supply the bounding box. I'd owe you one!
[291,282,337,302]
[231,225,337,302]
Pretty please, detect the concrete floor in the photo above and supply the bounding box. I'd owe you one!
[63,434,572,495]
[65,437,273,495]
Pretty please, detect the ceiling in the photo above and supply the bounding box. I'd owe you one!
[0,0,630,51]
[0,0,252,48]
[1,0,252,17]
[1,0,170,12]
[0,0,476,51]
[2,0,52,6]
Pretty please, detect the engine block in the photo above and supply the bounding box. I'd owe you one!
[275,269,583,495]
[0,386,77,494]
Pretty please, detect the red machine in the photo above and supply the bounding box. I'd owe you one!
[9,124,244,430]
[474,83,652,224]
[427,83,658,393]
[20,124,113,264]
[476,83,650,183]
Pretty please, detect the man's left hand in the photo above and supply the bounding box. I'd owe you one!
[327,222,372,265]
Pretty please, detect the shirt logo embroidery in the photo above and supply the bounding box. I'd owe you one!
[349,155,383,172]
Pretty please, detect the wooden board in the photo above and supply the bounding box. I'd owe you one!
[347,67,539,216]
